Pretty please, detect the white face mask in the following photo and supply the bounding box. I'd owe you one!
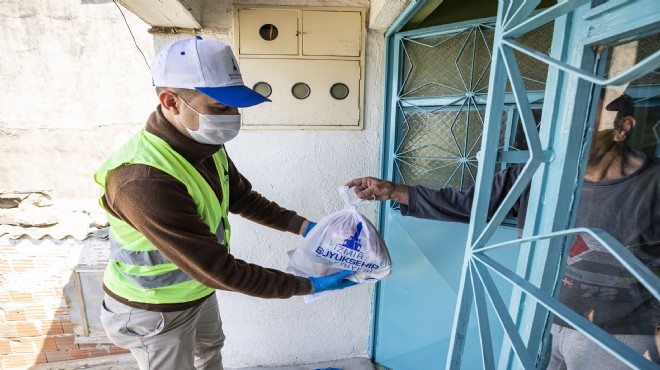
[176,97,241,145]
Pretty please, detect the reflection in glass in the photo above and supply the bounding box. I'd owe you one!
[545,34,660,368]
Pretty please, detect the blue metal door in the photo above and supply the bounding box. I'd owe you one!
[373,1,660,369]
[374,215,517,368]
[372,18,553,369]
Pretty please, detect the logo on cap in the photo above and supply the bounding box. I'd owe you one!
[228,56,241,80]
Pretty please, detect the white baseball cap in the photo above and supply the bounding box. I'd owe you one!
[151,36,270,108]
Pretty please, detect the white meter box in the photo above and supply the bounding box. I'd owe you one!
[240,58,360,128]
[235,6,366,130]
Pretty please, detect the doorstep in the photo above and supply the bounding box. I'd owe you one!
[31,354,375,370]
[236,357,375,370]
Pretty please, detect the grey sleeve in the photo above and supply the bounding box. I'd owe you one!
[400,164,526,223]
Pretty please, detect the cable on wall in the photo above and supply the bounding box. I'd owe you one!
[112,0,151,70]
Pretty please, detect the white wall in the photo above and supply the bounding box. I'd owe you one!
[216,29,386,367]
[0,0,155,197]
[0,0,393,367]
[162,2,388,366]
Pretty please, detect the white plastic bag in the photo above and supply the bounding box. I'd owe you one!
[288,186,392,302]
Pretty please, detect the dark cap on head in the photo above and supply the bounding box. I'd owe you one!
[605,94,634,120]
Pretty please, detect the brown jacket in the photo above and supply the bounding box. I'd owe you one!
[102,106,313,311]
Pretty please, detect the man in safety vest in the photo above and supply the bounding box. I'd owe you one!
[95,37,355,370]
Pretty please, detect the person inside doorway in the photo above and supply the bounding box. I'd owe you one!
[346,92,659,369]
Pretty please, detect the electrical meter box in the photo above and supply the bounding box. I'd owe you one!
[235,6,367,130]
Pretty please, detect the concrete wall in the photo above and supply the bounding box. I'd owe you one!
[215,29,386,367]
[0,0,155,198]
[0,0,395,368]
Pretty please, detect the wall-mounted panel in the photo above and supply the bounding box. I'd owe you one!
[302,11,362,57]
[240,58,360,128]
[235,6,366,130]
[238,9,299,55]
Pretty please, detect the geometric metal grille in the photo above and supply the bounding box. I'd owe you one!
[395,23,553,198]
[396,106,486,190]
[400,22,552,97]
[401,26,496,98]
[395,25,498,196]
[509,22,554,92]
[444,1,660,369]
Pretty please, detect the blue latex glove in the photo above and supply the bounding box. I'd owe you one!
[302,221,317,237]
[308,270,357,293]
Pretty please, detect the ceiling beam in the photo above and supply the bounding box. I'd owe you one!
[116,0,202,29]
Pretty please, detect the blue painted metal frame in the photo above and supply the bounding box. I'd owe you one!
[373,3,516,366]
[446,3,510,366]
[497,10,579,369]
[472,228,660,369]
[507,2,660,367]
[445,0,660,369]
[370,0,429,359]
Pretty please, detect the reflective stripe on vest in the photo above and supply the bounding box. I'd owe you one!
[110,239,172,266]
[109,225,225,289]
[118,265,193,289]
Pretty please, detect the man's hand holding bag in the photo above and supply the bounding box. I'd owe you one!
[288,186,392,302]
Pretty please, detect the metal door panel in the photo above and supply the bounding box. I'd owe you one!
[373,212,518,369]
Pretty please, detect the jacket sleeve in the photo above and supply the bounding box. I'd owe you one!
[225,156,305,234]
[401,163,526,223]
[103,164,313,299]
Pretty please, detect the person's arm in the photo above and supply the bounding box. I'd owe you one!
[346,176,410,204]
[226,156,307,234]
[104,164,313,299]
[346,163,526,223]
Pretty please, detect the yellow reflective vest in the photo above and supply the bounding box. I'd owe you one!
[94,128,230,304]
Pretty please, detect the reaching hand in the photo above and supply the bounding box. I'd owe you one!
[308,270,358,294]
[345,177,409,205]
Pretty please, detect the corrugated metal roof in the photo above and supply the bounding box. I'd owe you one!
[0,191,109,240]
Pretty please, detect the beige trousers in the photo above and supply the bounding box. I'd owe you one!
[100,293,225,370]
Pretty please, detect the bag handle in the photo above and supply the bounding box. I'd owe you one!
[338,185,371,208]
